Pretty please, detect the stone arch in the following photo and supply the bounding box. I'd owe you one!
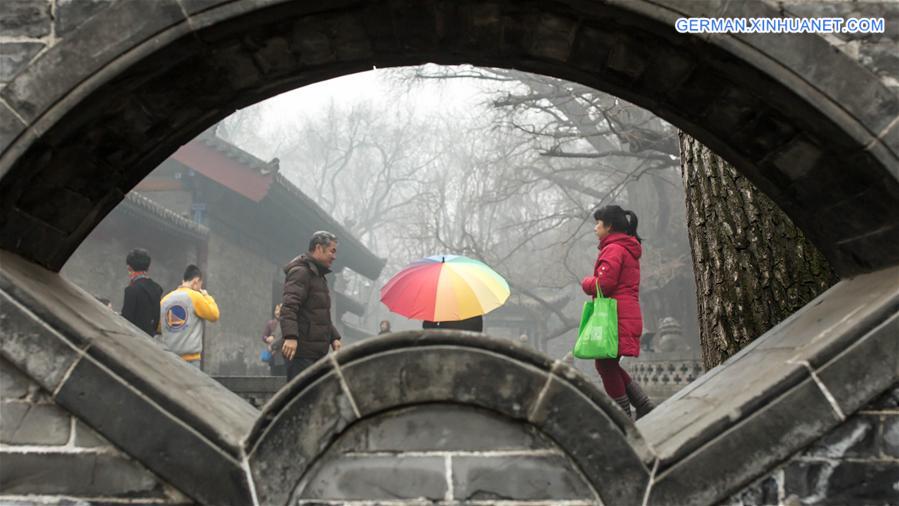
[245,331,654,505]
[0,0,896,276]
[0,1,898,505]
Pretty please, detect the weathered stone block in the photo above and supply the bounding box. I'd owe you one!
[817,311,899,416]
[648,377,840,506]
[452,454,593,501]
[1,251,258,467]
[390,2,440,52]
[252,36,298,76]
[883,414,899,458]
[499,10,536,57]
[569,23,616,74]
[530,375,649,506]
[0,43,44,83]
[0,358,31,400]
[56,357,252,506]
[883,116,899,165]
[354,1,398,54]
[340,346,548,420]
[771,135,824,181]
[249,369,358,506]
[736,109,801,164]
[297,455,446,501]
[176,0,229,17]
[606,34,649,81]
[640,346,807,465]
[0,0,51,38]
[0,451,165,497]
[0,0,186,123]
[727,1,899,138]
[804,415,879,459]
[330,14,372,61]
[441,1,502,54]
[333,403,551,453]
[72,418,108,448]
[55,0,115,37]
[0,289,83,394]
[869,385,899,410]
[528,13,576,62]
[813,186,898,236]
[783,459,899,505]
[83,327,258,453]
[0,401,70,445]
[0,99,28,156]
[722,473,780,506]
[663,69,732,127]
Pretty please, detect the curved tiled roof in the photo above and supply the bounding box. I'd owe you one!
[195,129,280,176]
[187,130,385,280]
[120,192,209,240]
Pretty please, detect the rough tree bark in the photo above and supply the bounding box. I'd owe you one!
[678,132,838,370]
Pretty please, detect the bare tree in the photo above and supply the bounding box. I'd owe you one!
[398,65,698,347]
[221,66,697,354]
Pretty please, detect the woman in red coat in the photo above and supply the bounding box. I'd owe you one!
[581,205,654,419]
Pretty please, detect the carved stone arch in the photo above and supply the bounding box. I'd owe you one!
[0,0,898,505]
[246,331,654,505]
[0,0,896,275]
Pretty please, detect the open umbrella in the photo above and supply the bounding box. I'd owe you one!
[380,255,510,321]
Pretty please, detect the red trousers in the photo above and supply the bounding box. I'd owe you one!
[594,358,632,398]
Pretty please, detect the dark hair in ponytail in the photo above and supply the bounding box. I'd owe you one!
[593,205,642,243]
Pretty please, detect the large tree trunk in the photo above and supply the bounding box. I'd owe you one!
[678,132,838,370]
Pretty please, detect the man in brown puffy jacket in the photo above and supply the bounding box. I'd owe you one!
[280,231,343,380]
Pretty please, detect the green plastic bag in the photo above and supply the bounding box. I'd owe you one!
[573,282,619,359]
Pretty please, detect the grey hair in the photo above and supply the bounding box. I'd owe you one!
[308,230,338,252]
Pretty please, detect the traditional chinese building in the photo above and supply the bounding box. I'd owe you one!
[63,130,385,375]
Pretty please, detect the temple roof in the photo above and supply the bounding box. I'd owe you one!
[120,191,209,240]
[169,130,385,280]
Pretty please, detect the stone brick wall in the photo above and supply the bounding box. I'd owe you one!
[0,357,192,504]
[775,0,899,95]
[296,404,596,503]
[0,0,115,86]
[723,384,899,506]
[2,1,898,98]
[202,230,276,376]
[1,2,898,505]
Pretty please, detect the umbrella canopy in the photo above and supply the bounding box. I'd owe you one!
[380,255,510,321]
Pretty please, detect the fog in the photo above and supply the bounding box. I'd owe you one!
[65,64,699,375]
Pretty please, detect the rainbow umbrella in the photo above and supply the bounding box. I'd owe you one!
[380,255,510,321]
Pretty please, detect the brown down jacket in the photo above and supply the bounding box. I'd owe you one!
[279,254,342,360]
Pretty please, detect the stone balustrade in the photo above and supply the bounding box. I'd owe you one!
[623,352,705,404]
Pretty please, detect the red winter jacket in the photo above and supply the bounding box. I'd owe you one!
[580,232,643,357]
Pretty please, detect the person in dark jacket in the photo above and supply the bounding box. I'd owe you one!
[422,315,484,332]
[580,205,654,419]
[121,248,163,336]
[280,231,343,381]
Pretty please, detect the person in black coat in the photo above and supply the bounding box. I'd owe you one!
[422,315,484,332]
[120,248,163,336]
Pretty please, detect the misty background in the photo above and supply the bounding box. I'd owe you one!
[64,64,699,374]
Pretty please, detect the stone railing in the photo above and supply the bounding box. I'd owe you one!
[622,351,704,404]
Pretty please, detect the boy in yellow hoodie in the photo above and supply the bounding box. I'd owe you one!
[159,265,219,368]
